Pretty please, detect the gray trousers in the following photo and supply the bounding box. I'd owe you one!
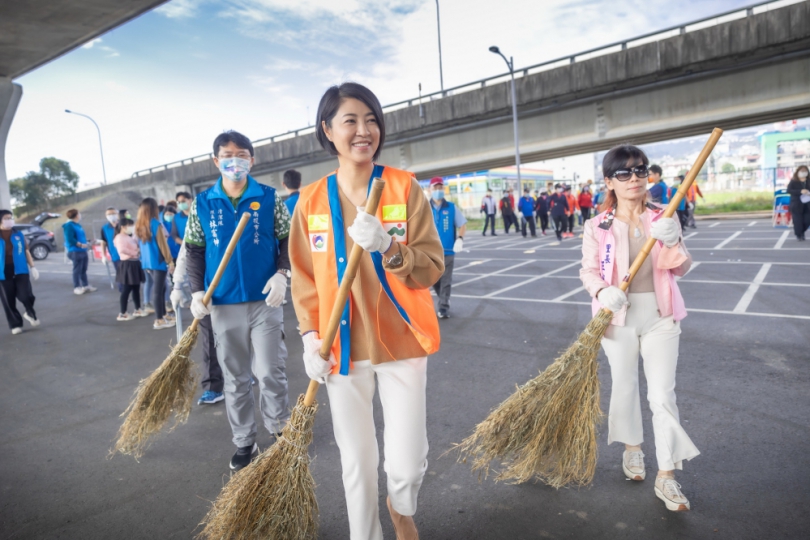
[432,254,455,312]
[210,301,290,447]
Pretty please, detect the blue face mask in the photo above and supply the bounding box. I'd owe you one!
[431,190,445,200]
[165,213,175,223]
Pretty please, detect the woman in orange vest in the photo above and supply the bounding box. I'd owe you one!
[289,82,444,540]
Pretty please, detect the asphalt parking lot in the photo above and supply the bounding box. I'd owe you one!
[1,218,808,540]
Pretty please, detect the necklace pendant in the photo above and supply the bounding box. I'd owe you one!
[634,226,642,238]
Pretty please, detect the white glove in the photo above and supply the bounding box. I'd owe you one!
[29,267,39,281]
[170,288,185,309]
[597,286,628,313]
[347,208,392,253]
[453,237,464,253]
[302,332,337,384]
[651,217,680,248]
[262,272,287,308]
[190,291,211,320]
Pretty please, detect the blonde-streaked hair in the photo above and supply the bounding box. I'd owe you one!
[135,198,159,242]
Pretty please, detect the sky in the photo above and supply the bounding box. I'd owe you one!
[6,0,766,189]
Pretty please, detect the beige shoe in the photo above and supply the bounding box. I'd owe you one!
[655,476,690,512]
[622,450,646,481]
[387,497,419,540]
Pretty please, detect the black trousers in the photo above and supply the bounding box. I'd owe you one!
[503,214,519,234]
[148,269,167,320]
[521,215,537,237]
[197,313,223,393]
[537,212,549,233]
[119,284,142,313]
[790,201,809,238]
[581,207,591,221]
[1,265,36,330]
[568,214,576,233]
[552,215,566,240]
[676,209,688,230]
[482,214,497,235]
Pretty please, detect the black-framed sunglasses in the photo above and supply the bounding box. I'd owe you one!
[611,165,649,182]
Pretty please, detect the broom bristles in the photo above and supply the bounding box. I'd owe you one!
[198,394,319,540]
[452,308,613,488]
[111,325,200,459]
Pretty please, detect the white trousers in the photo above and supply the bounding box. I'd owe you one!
[601,292,700,471]
[325,357,428,540]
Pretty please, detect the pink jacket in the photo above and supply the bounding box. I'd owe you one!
[113,233,140,261]
[580,205,692,326]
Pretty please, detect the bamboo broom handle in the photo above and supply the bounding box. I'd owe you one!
[617,128,724,294]
[303,178,387,407]
[188,212,252,332]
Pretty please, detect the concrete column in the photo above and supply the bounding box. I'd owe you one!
[0,78,23,212]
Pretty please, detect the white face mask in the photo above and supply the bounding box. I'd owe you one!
[219,157,251,182]
[799,170,808,179]
[1,218,14,229]
[106,214,119,224]
[126,226,135,235]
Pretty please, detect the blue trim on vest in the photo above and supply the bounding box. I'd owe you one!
[0,230,29,279]
[431,199,457,255]
[327,173,352,376]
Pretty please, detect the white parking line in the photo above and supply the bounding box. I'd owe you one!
[709,222,720,228]
[774,230,790,249]
[748,221,757,227]
[552,285,586,301]
[733,263,772,314]
[482,261,581,298]
[453,259,492,272]
[684,232,698,239]
[714,231,741,249]
[452,260,535,288]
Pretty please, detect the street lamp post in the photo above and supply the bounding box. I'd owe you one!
[436,0,444,94]
[489,46,521,194]
[65,109,107,185]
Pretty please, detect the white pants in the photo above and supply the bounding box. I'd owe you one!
[601,292,700,471]
[326,357,428,540]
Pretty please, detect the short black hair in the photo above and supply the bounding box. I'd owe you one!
[283,169,302,190]
[175,191,192,200]
[602,144,649,179]
[316,82,385,161]
[0,209,11,220]
[106,206,117,212]
[213,130,254,157]
[649,164,662,175]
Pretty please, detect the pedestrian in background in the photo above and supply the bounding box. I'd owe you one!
[787,165,810,241]
[135,197,175,330]
[99,206,123,293]
[283,169,302,215]
[549,183,569,241]
[499,189,519,234]
[647,165,668,204]
[429,177,467,319]
[113,218,146,321]
[535,191,549,236]
[61,208,96,295]
[518,187,537,237]
[581,144,698,513]
[669,176,689,230]
[578,184,593,222]
[564,185,579,238]
[685,181,704,229]
[481,189,497,236]
[171,192,192,246]
[1,209,40,335]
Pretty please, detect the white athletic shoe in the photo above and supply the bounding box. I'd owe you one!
[83,285,97,293]
[132,309,148,318]
[23,313,40,327]
[623,450,646,481]
[74,287,86,295]
[655,477,691,512]
[153,318,176,330]
[117,313,134,322]
[11,327,23,335]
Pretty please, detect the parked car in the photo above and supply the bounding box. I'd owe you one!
[13,212,60,260]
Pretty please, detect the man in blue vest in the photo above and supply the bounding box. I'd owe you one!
[170,191,192,247]
[429,177,466,319]
[647,165,669,204]
[99,207,123,293]
[184,130,292,471]
[62,208,97,295]
[1,209,40,334]
[282,169,301,216]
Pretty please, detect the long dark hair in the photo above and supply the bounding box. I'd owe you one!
[600,144,650,212]
[135,198,159,242]
[791,165,809,183]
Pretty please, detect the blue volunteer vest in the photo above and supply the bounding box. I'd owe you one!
[174,212,189,239]
[285,191,300,215]
[63,221,87,252]
[163,218,181,259]
[431,199,458,256]
[101,223,120,262]
[0,230,29,279]
[196,176,278,305]
[139,219,168,271]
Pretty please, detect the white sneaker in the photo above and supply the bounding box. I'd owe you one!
[23,313,40,327]
[142,304,155,315]
[83,285,97,293]
[153,318,176,330]
[655,477,690,512]
[74,287,86,295]
[11,327,22,335]
[117,313,134,322]
[132,309,148,318]
[623,450,646,481]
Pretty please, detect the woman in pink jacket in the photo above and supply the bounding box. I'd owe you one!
[113,218,147,321]
[580,144,699,512]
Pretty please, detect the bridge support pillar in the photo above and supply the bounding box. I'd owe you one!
[0,78,23,212]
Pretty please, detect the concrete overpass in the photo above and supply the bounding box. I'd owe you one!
[0,0,168,210]
[125,0,810,194]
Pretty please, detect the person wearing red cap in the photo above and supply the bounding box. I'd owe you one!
[429,177,467,318]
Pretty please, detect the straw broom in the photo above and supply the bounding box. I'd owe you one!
[453,128,724,489]
[197,178,387,540]
[112,212,253,459]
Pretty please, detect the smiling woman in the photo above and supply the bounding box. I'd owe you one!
[289,82,444,540]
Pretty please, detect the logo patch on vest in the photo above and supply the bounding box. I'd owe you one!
[382,204,407,243]
[310,233,328,252]
[308,214,329,232]
[250,202,261,210]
